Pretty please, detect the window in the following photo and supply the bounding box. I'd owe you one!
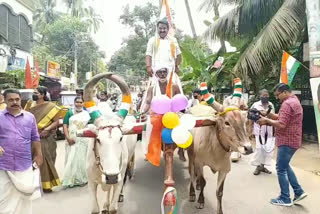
[0,4,32,52]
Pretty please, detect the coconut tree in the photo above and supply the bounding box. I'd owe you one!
[63,0,103,33]
[184,0,197,38]
[203,0,306,81]
[82,6,103,33]
[199,0,240,53]
[33,0,59,33]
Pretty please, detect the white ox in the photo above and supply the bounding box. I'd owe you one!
[79,73,138,214]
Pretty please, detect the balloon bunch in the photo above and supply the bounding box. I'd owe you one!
[151,94,188,114]
[160,112,196,149]
[151,93,195,148]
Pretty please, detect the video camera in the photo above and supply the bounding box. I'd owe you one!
[247,105,272,122]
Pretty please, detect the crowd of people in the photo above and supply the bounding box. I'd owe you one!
[0,16,308,214]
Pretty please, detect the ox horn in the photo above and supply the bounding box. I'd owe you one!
[230,77,243,107]
[84,72,132,121]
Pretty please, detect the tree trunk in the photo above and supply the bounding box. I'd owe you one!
[184,0,197,38]
[213,1,226,54]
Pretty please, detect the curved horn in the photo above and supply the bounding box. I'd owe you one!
[229,77,243,107]
[84,72,132,120]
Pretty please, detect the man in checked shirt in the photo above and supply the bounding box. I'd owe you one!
[258,83,307,207]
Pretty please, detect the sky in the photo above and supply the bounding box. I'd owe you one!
[58,0,235,61]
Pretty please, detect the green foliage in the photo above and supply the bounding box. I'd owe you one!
[7,69,25,88]
[179,36,239,95]
[203,0,306,89]
[33,15,105,86]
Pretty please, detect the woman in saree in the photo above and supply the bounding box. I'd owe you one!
[62,96,90,188]
[25,86,61,193]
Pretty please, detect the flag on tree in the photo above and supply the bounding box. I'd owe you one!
[25,58,32,89]
[280,51,300,86]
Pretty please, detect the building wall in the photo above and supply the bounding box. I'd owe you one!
[0,0,33,24]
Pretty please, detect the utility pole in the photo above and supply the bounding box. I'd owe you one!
[184,0,197,38]
[74,40,78,89]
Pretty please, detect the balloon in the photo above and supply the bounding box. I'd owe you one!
[171,94,188,112]
[177,133,193,149]
[162,112,180,129]
[171,126,190,144]
[179,114,196,130]
[151,95,171,114]
[161,128,174,144]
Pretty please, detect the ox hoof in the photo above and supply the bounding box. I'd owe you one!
[109,211,117,214]
[163,192,177,207]
[189,195,196,202]
[101,211,108,214]
[196,203,204,209]
[196,183,201,191]
[118,194,124,203]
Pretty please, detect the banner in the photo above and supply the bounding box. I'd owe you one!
[46,61,60,79]
[86,72,92,80]
[306,0,320,77]
[310,77,320,151]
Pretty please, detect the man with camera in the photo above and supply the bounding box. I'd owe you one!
[257,83,307,206]
[249,89,275,175]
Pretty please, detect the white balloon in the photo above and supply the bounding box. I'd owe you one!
[179,114,196,130]
[172,126,190,144]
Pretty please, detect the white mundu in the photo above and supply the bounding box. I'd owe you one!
[0,167,41,214]
[250,100,275,166]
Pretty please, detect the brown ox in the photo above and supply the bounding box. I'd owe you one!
[188,99,253,214]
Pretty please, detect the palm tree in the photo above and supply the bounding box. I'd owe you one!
[82,6,103,33]
[63,0,103,33]
[203,0,305,79]
[199,0,240,53]
[33,0,58,33]
[63,0,83,17]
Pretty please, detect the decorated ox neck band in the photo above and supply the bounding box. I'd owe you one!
[218,107,240,116]
[200,82,215,105]
[233,78,242,98]
[117,94,132,119]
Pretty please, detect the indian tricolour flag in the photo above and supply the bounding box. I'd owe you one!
[280,51,300,86]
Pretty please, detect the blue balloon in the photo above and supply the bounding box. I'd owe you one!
[161,128,174,144]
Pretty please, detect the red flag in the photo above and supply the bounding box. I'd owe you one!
[25,58,32,89]
[32,61,40,88]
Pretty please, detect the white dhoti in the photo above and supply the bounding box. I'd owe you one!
[251,136,275,166]
[0,167,41,214]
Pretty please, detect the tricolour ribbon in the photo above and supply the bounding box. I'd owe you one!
[161,187,178,214]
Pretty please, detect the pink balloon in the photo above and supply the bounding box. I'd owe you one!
[171,94,188,112]
[151,96,172,114]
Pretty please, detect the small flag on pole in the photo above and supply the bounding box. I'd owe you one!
[32,61,40,88]
[159,0,175,36]
[25,58,32,89]
[280,51,300,86]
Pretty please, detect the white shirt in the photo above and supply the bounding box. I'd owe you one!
[146,36,181,71]
[250,100,275,136]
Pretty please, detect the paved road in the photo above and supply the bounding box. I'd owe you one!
[33,140,320,214]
